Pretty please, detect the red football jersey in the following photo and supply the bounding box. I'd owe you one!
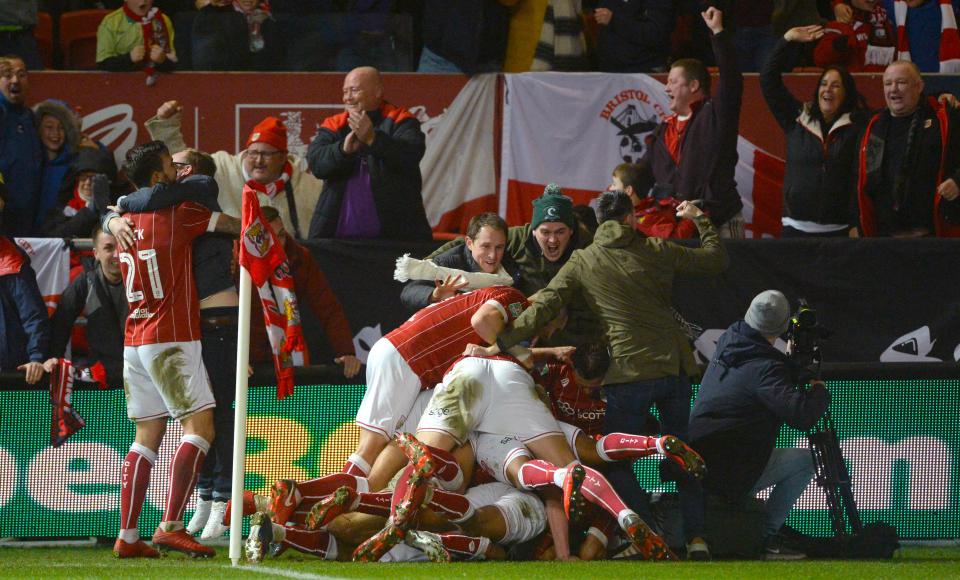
[536,362,606,437]
[120,202,216,346]
[386,286,528,389]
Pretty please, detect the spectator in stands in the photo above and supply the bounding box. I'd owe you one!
[40,147,118,237]
[763,26,869,237]
[854,60,960,236]
[34,100,87,230]
[145,100,321,239]
[46,225,126,378]
[815,0,896,71]
[502,0,587,71]
[418,0,512,73]
[96,0,178,76]
[190,0,279,71]
[688,290,829,560]
[307,66,432,241]
[730,0,776,72]
[609,160,698,239]
[258,205,361,379]
[0,1,44,69]
[833,0,960,73]
[644,8,745,238]
[400,212,520,311]
[336,0,401,72]
[594,0,676,72]
[0,234,50,384]
[0,55,43,237]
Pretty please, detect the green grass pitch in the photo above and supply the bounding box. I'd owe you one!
[1,545,958,579]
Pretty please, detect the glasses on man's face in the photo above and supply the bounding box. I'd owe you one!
[172,161,190,170]
[248,150,283,160]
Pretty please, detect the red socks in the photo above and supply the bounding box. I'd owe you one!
[161,434,209,526]
[517,459,561,489]
[439,533,490,560]
[427,489,475,522]
[343,453,371,477]
[596,433,659,462]
[579,465,629,519]
[298,473,365,502]
[118,443,155,542]
[283,528,338,560]
[426,445,463,489]
[357,492,392,518]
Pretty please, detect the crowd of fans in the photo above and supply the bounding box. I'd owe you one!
[1,3,958,562]
[0,1,954,74]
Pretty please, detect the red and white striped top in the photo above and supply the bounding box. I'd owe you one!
[386,286,528,389]
[120,202,217,346]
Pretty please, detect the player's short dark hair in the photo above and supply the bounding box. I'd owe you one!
[261,205,281,222]
[671,58,711,97]
[596,191,634,224]
[124,140,169,188]
[613,161,653,196]
[466,212,508,239]
[180,148,217,177]
[572,341,611,380]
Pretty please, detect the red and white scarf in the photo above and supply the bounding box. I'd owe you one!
[893,0,960,72]
[122,4,173,82]
[238,184,306,400]
[49,358,107,448]
[244,161,292,199]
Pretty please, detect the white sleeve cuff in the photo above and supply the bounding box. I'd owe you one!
[485,299,509,323]
[207,211,221,232]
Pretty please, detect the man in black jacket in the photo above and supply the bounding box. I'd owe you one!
[643,7,744,237]
[47,226,127,379]
[307,66,431,241]
[688,290,829,559]
[400,212,519,311]
[594,0,676,73]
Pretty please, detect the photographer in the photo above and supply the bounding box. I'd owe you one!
[688,290,829,559]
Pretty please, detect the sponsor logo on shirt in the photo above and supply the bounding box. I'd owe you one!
[130,307,155,319]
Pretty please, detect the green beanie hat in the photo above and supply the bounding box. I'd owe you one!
[531,183,575,230]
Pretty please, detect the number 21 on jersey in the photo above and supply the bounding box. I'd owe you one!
[120,249,165,303]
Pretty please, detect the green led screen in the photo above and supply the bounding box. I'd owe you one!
[1,380,957,539]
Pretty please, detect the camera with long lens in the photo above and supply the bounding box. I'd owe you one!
[786,299,830,375]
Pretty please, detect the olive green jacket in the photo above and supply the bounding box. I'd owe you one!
[429,222,600,346]
[498,215,728,384]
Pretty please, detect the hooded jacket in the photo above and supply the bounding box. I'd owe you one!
[498,214,727,383]
[688,320,829,500]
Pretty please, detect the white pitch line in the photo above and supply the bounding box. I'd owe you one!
[227,564,351,580]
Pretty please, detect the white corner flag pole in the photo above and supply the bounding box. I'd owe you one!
[229,265,253,566]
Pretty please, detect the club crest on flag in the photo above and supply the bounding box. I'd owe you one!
[599,89,666,163]
[243,219,273,258]
[508,302,524,318]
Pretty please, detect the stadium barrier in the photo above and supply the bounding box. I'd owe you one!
[1,363,957,540]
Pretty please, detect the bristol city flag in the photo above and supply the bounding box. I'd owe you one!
[239,185,306,399]
[499,73,785,238]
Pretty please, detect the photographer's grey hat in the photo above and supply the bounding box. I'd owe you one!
[745,290,790,337]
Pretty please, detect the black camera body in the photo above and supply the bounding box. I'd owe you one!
[786,299,830,376]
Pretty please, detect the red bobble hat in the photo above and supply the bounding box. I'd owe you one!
[246,116,287,151]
